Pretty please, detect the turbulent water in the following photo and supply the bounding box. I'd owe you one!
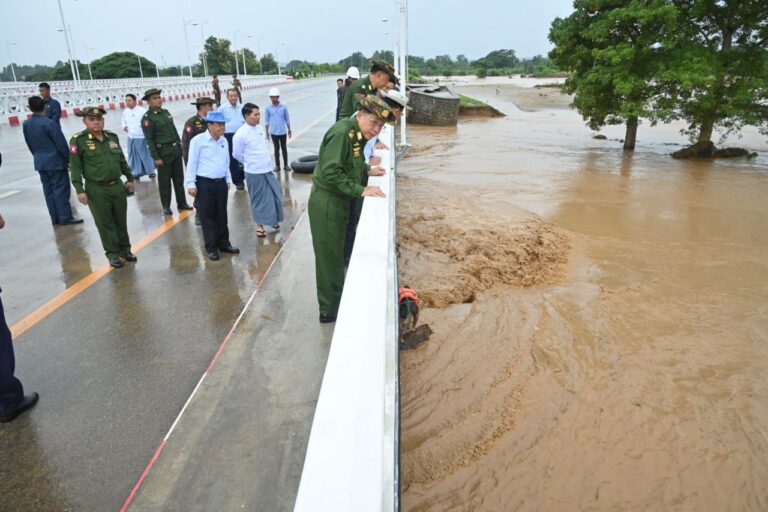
[397,81,768,512]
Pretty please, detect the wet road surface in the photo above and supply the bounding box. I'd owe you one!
[0,77,338,511]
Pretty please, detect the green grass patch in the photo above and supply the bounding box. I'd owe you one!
[460,94,487,107]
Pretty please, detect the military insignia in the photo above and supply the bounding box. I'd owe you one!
[167,114,173,120]
[348,130,355,139]
[356,131,363,140]
[381,110,390,119]
[109,142,119,149]
[143,119,150,127]
[86,143,96,151]
[69,144,78,154]
[185,125,193,133]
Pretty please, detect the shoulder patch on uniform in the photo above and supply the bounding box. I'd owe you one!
[185,124,193,133]
[69,144,78,154]
[143,119,151,127]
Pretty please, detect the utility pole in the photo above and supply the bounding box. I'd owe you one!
[233,31,241,76]
[137,54,144,79]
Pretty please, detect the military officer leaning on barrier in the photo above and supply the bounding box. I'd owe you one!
[69,107,136,269]
[140,88,194,216]
[183,97,216,226]
[338,59,396,119]
[308,95,396,323]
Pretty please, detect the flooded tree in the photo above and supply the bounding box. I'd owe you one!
[658,0,768,158]
[549,0,677,150]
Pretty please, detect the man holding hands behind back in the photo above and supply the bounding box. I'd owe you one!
[185,111,240,261]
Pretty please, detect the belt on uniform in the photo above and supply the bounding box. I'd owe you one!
[312,184,349,200]
[86,179,120,186]
[155,142,179,148]
[197,176,227,183]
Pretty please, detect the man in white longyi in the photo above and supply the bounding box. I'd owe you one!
[232,102,284,238]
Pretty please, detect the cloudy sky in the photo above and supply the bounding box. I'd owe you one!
[1,0,574,68]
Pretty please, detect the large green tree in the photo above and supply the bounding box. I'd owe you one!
[260,53,278,74]
[203,36,236,75]
[657,0,768,154]
[549,0,677,149]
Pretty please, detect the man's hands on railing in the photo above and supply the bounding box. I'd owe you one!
[362,186,385,198]
[368,166,386,177]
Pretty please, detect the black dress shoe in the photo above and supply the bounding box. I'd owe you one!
[207,250,220,261]
[319,313,337,323]
[123,252,138,262]
[0,392,39,423]
[61,218,84,224]
[178,204,194,211]
[109,257,124,268]
[219,245,240,254]
[162,208,173,215]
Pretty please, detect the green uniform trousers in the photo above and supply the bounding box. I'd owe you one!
[84,181,131,260]
[308,187,351,316]
[158,148,186,209]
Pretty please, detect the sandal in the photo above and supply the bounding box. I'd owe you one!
[272,224,280,230]
[256,227,266,237]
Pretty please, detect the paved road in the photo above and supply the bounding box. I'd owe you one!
[0,77,338,511]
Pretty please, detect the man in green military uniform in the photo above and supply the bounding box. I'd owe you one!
[183,97,215,226]
[338,59,396,119]
[309,95,396,323]
[69,106,136,269]
[140,88,193,216]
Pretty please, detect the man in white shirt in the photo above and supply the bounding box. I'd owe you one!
[186,111,240,261]
[121,94,156,180]
[233,102,284,238]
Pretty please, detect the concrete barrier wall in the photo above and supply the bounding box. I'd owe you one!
[294,125,399,512]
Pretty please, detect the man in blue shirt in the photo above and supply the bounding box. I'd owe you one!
[186,111,240,261]
[264,87,292,171]
[216,88,245,190]
[22,96,82,226]
[39,82,62,125]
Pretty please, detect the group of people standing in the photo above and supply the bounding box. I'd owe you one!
[21,80,292,268]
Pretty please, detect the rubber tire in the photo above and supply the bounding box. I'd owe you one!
[291,155,319,174]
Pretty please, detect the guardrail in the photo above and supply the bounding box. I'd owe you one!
[294,124,400,512]
[0,75,288,125]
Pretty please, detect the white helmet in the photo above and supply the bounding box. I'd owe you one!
[268,87,280,97]
[346,66,360,79]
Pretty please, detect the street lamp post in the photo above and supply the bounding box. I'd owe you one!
[137,54,144,79]
[278,41,286,75]
[84,46,94,80]
[5,41,17,82]
[182,18,194,79]
[399,0,408,145]
[143,37,160,78]
[56,0,79,86]
[233,31,242,76]
[190,21,209,76]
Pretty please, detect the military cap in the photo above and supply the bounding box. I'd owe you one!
[76,106,107,117]
[370,59,396,81]
[142,88,162,100]
[359,94,397,125]
[191,96,216,106]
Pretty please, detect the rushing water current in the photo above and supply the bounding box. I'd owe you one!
[398,80,768,512]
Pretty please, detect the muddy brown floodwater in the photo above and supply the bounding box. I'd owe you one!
[397,80,768,512]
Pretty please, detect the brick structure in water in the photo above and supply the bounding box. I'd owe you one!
[407,85,460,126]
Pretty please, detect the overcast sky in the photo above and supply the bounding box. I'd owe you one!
[1,0,574,68]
